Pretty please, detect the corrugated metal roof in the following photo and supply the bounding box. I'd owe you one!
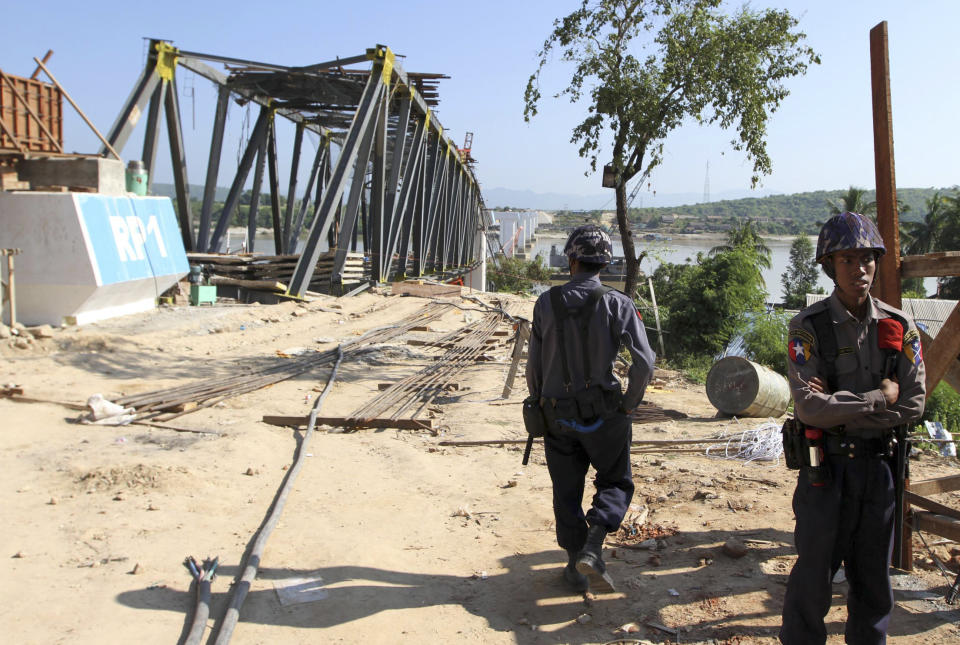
[805,294,958,337]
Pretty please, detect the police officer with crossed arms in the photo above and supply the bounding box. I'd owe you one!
[780,212,925,644]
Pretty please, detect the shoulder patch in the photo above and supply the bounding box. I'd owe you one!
[903,329,923,366]
[788,335,812,365]
[788,328,815,345]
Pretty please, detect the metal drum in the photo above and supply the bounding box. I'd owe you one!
[706,356,790,418]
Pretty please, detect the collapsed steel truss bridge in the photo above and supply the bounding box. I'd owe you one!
[103,40,485,295]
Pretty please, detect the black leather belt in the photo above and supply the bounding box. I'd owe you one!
[825,435,891,459]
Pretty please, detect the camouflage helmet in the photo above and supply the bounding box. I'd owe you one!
[563,224,613,264]
[816,212,886,263]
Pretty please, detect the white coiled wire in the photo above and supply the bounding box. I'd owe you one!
[705,418,784,464]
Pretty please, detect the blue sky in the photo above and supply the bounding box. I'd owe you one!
[1,1,957,203]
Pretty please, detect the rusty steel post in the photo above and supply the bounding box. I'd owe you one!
[870,21,901,309]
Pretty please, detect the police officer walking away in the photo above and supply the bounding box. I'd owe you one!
[780,212,925,644]
[525,224,656,593]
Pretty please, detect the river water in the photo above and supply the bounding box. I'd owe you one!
[532,234,886,303]
[235,230,931,302]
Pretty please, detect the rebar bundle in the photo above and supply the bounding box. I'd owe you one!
[112,302,453,422]
[346,304,520,423]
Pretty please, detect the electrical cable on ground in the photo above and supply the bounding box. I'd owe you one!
[210,345,344,645]
[183,556,218,645]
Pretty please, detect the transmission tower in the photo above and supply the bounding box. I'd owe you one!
[703,161,710,204]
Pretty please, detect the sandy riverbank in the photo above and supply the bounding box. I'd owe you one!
[1,290,957,643]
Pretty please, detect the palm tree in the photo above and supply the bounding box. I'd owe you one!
[709,219,772,269]
[901,191,948,256]
[827,186,876,216]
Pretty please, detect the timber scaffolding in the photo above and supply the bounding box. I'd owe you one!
[869,22,960,583]
[102,40,486,297]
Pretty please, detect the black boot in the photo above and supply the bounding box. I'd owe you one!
[576,524,616,592]
[563,550,588,592]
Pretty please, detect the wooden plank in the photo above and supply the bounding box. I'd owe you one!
[923,302,960,394]
[378,382,459,390]
[901,252,960,279]
[911,511,960,542]
[904,491,960,521]
[0,71,62,152]
[501,321,531,398]
[262,415,435,430]
[392,281,461,298]
[406,339,447,347]
[209,277,286,292]
[919,329,960,393]
[870,21,901,309]
[908,474,960,497]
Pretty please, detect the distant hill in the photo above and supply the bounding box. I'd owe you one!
[630,187,942,231]
[482,185,779,210]
[536,187,948,235]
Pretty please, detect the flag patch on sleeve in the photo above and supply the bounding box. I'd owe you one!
[903,329,923,366]
[788,328,814,365]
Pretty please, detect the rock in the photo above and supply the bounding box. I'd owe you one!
[694,488,719,501]
[648,554,661,566]
[47,497,58,505]
[13,338,30,349]
[575,613,593,625]
[614,622,640,634]
[12,551,25,558]
[147,503,158,511]
[0,324,10,339]
[113,493,125,501]
[722,539,748,559]
[28,324,54,339]
[637,538,657,550]
[12,322,26,333]
[244,467,258,476]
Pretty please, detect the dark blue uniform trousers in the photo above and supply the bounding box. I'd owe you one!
[544,412,634,552]
[780,455,895,645]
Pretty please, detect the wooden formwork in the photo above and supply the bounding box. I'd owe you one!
[0,69,63,154]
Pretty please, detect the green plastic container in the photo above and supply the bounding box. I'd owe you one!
[189,285,217,306]
[125,160,148,196]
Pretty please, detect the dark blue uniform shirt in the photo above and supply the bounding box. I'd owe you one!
[526,272,656,411]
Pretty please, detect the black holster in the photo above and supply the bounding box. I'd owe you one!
[522,395,548,438]
[781,418,805,470]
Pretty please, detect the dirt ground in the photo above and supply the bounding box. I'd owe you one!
[2,289,959,644]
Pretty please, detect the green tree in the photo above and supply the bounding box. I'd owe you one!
[487,255,552,293]
[742,311,790,376]
[666,249,767,356]
[780,235,823,308]
[827,186,875,216]
[901,191,947,256]
[923,382,960,435]
[936,190,960,298]
[709,219,772,269]
[523,0,818,298]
